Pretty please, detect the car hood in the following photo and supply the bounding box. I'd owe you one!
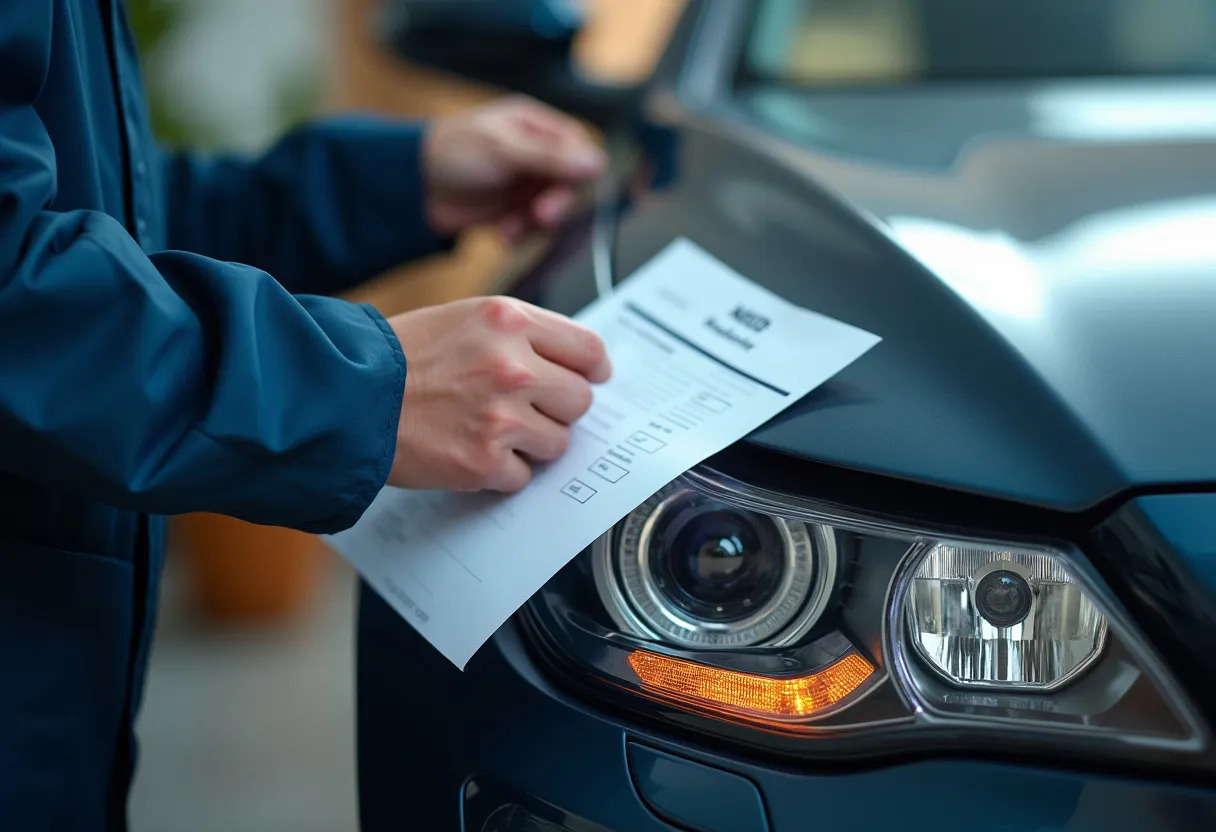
[599,80,1216,511]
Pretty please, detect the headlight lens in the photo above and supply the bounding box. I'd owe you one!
[522,468,1207,770]
[905,543,1107,689]
[593,481,835,648]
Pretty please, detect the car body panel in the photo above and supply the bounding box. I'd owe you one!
[1089,494,1216,725]
[1134,493,1216,597]
[738,80,1216,495]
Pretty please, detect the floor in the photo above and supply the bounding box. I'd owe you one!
[128,552,360,832]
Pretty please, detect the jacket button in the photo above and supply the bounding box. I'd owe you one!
[136,217,148,238]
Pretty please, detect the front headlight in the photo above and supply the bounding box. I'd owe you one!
[593,481,836,649]
[521,467,1208,773]
[903,542,1107,689]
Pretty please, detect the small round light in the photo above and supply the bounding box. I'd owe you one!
[594,481,836,649]
[974,569,1033,628]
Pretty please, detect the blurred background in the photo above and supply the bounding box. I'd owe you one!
[126,1,683,830]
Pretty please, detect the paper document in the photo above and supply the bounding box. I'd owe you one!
[327,238,880,668]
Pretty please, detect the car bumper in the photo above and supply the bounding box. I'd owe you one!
[356,586,1216,832]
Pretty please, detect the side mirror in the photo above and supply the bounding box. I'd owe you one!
[380,0,643,131]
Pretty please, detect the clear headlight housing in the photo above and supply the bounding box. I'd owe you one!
[521,468,1208,772]
[905,543,1107,689]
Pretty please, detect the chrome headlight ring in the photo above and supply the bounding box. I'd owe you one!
[593,481,838,649]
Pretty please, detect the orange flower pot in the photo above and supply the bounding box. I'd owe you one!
[170,513,327,624]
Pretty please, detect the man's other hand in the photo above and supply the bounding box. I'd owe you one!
[386,297,612,492]
[423,96,606,243]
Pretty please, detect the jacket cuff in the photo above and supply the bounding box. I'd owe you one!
[304,303,407,534]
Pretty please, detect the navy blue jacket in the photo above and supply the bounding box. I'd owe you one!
[0,2,445,828]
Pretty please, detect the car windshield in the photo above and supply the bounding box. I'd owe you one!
[741,0,1216,85]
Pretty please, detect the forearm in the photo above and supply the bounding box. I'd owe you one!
[0,0,401,533]
[0,210,403,533]
[160,118,453,295]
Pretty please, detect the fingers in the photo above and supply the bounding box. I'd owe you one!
[495,184,579,243]
[494,101,605,182]
[512,412,572,463]
[476,410,569,493]
[508,95,600,153]
[389,295,605,494]
[530,360,594,425]
[486,96,604,241]
[525,306,612,383]
[484,412,567,491]
[495,129,603,182]
[499,214,527,244]
[532,184,577,226]
[496,184,579,243]
[482,452,533,493]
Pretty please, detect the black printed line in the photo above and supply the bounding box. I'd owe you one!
[624,302,789,396]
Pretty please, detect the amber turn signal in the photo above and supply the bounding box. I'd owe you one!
[628,650,874,722]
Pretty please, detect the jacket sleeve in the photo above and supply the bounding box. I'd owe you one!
[0,10,404,534]
[160,118,454,296]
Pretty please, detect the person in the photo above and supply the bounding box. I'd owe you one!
[0,3,611,829]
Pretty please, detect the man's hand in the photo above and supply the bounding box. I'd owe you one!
[423,96,606,243]
[386,296,611,492]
